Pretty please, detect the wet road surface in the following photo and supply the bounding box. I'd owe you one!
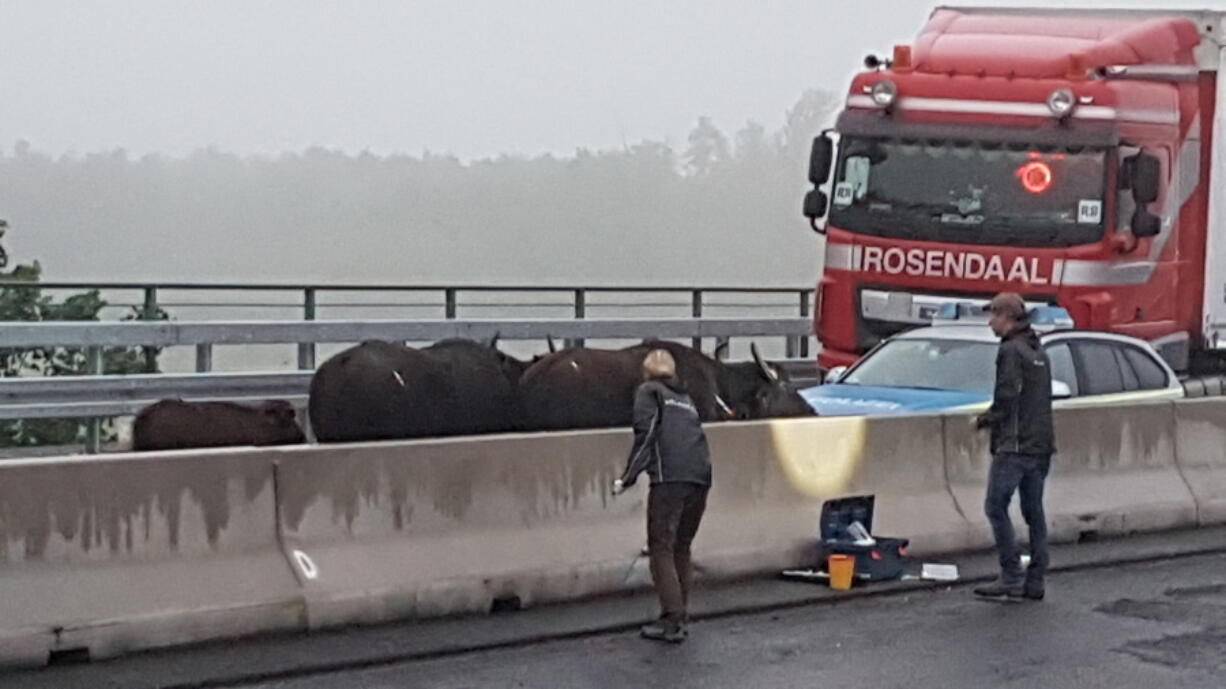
[235,552,1226,689]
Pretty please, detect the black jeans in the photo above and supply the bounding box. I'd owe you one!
[647,482,709,623]
[984,452,1051,591]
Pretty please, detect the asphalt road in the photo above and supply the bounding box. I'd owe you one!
[9,531,1226,689]
[227,552,1226,689]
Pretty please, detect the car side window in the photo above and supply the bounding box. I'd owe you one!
[1045,342,1079,396]
[1112,347,1140,391]
[1074,341,1126,395]
[1123,346,1170,390]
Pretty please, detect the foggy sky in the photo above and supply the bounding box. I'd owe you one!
[3,0,1183,161]
[1,0,1218,286]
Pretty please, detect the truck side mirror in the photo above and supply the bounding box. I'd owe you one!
[1129,152,1160,205]
[809,133,833,185]
[803,189,829,232]
[1131,209,1161,238]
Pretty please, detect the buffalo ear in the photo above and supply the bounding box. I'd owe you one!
[485,331,501,350]
[750,343,780,383]
[264,400,296,422]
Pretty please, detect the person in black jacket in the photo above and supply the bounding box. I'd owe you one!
[612,348,712,642]
[973,293,1055,601]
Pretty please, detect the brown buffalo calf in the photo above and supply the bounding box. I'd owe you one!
[132,399,305,451]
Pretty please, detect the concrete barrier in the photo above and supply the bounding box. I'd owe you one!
[699,413,974,576]
[275,413,971,630]
[944,401,1197,546]
[275,430,639,629]
[3,396,1219,663]
[0,450,303,668]
[1173,397,1226,525]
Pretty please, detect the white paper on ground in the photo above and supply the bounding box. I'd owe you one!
[921,563,960,581]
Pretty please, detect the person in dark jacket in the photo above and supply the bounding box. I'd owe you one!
[973,293,1055,601]
[612,348,712,642]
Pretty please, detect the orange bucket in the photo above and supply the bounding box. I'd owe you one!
[828,554,855,590]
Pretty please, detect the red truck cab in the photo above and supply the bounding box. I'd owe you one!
[803,8,1226,374]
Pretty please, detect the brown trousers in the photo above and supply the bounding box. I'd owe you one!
[647,482,709,623]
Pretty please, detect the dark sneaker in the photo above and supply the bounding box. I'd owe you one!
[1023,588,1045,601]
[640,621,687,643]
[973,580,1025,599]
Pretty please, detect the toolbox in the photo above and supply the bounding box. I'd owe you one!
[819,495,910,581]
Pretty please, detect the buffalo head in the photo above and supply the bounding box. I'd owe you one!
[474,332,532,384]
[260,400,309,444]
[720,343,815,419]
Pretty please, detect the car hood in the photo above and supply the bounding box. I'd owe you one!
[799,384,991,417]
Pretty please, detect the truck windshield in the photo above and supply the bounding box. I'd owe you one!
[828,136,1108,247]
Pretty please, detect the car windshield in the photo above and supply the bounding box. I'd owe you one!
[842,338,999,393]
[828,136,1108,247]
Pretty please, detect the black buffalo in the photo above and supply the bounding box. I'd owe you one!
[132,399,306,451]
[308,337,529,443]
[519,340,813,431]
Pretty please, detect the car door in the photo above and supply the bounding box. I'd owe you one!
[1051,338,1183,409]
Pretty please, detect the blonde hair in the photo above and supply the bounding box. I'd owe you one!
[642,349,677,381]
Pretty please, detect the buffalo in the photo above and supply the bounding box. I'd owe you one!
[132,399,305,451]
[308,337,529,443]
[519,340,814,431]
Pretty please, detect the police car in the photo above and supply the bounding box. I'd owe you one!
[800,305,1183,417]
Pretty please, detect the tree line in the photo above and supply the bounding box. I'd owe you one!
[0,90,837,287]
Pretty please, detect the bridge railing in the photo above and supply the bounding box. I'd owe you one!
[0,281,815,364]
[0,315,818,452]
[0,371,313,420]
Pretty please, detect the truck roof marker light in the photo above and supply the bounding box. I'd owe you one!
[1047,88,1076,118]
[871,80,897,108]
[1017,161,1053,194]
[892,44,913,73]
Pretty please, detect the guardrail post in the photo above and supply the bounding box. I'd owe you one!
[691,290,703,351]
[799,290,811,358]
[444,288,457,320]
[85,346,103,454]
[142,287,158,372]
[297,287,317,370]
[785,290,797,359]
[569,289,586,349]
[196,344,213,373]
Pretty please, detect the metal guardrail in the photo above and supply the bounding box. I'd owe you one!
[0,317,812,347]
[0,317,818,452]
[1,316,812,373]
[0,281,815,361]
[0,356,823,423]
[0,317,814,364]
[0,372,313,420]
[0,282,818,453]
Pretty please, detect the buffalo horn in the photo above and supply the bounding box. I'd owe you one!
[750,342,780,382]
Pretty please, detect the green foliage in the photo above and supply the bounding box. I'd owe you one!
[0,258,166,447]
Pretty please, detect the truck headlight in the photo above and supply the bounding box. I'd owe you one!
[871,80,898,108]
[1046,88,1076,117]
